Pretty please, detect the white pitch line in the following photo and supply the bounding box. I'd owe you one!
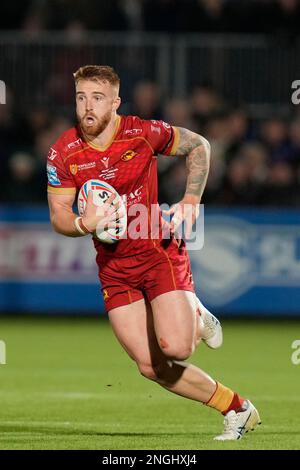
[0,420,209,429]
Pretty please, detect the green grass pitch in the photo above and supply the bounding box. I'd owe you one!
[0,316,299,450]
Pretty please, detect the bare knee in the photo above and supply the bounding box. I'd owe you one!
[158,338,195,360]
[165,346,194,361]
[138,361,173,382]
[137,360,185,386]
[138,363,159,381]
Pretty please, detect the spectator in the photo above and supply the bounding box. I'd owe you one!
[164,98,197,130]
[289,118,300,163]
[220,156,262,206]
[259,161,300,206]
[125,81,163,120]
[1,152,44,203]
[190,85,224,129]
[226,109,251,162]
[260,118,293,163]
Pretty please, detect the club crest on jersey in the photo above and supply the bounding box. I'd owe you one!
[69,164,78,175]
[121,150,137,162]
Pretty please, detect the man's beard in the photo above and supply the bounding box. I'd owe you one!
[79,110,112,137]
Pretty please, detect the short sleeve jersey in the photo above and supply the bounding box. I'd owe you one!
[47,115,179,258]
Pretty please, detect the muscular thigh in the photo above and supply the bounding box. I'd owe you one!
[150,290,197,359]
[108,297,164,367]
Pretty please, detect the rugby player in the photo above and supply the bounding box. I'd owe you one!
[47,65,260,440]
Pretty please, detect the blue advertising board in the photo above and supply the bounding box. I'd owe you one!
[0,206,300,316]
[189,209,300,316]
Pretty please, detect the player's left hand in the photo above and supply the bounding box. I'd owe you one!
[163,195,200,239]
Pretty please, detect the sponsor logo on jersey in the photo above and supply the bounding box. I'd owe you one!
[48,148,57,161]
[67,138,82,150]
[69,164,78,175]
[99,167,118,180]
[151,125,161,134]
[47,164,61,186]
[124,128,143,136]
[69,162,96,175]
[162,121,171,129]
[100,156,110,168]
[121,185,143,206]
[121,150,138,162]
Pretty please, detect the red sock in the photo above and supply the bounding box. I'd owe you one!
[222,392,245,415]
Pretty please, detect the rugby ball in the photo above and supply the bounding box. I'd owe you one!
[77,179,127,244]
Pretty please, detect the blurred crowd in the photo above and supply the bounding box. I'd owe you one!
[1,0,300,37]
[1,0,300,207]
[1,81,300,207]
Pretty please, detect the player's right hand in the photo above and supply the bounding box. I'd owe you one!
[82,191,124,233]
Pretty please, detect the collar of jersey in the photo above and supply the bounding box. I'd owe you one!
[83,115,122,152]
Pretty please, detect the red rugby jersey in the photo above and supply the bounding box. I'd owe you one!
[47,115,179,258]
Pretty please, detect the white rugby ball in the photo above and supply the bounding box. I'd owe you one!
[77,179,127,244]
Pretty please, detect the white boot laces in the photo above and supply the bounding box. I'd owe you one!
[222,412,238,436]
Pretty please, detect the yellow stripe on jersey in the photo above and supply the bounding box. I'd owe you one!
[47,186,76,195]
[170,126,180,156]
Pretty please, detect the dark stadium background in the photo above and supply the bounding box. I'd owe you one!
[0,0,300,451]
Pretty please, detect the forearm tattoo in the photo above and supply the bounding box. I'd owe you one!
[174,127,211,199]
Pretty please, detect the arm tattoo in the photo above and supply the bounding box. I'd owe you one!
[173,127,211,199]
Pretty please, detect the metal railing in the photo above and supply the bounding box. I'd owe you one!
[0,32,299,117]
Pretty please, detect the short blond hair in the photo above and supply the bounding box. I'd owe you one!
[73,65,120,89]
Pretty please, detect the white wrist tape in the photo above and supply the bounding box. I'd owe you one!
[74,216,87,235]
